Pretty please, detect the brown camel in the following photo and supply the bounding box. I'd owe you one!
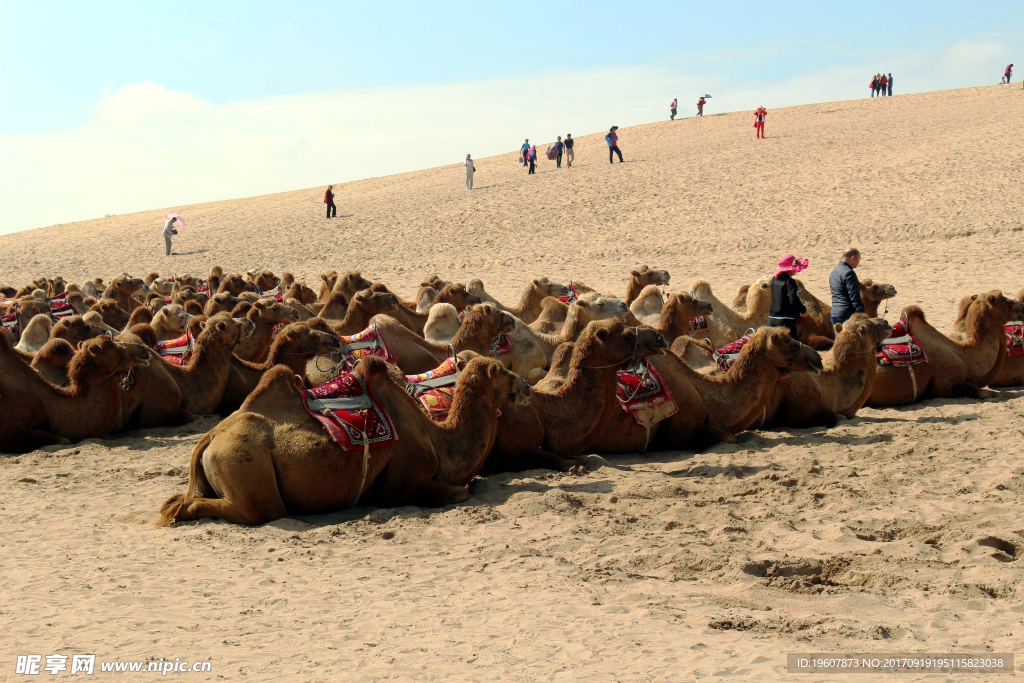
[157,312,256,414]
[89,300,131,330]
[623,266,671,305]
[370,282,480,336]
[12,278,49,300]
[126,305,154,328]
[245,269,281,292]
[467,278,570,324]
[152,304,190,342]
[47,276,67,298]
[655,292,714,344]
[319,289,401,335]
[170,274,203,296]
[217,273,258,296]
[629,285,665,325]
[30,316,110,385]
[101,274,146,311]
[0,333,150,453]
[13,314,52,354]
[231,299,300,363]
[757,315,892,429]
[795,278,898,343]
[158,356,530,525]
[331,270,374,301]
[867,293,1024,406]
[978,288,1024,387]
[688,278,771,347]
[204,292,241,316]
[315,270,339,304]
[111,331,195,431]
[218,322,342,414]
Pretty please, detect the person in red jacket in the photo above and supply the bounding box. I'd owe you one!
[753,106,767,139]
[869,74,877,97]
[324,185,336,218]
[1005,64,1014,84]
[879,74,888,96]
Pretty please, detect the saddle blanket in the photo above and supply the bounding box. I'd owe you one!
[405,357,461,421]
[338,322,396,370]
[558,284,579,304]
[155,331,196,366]
[877,317,927,366]
[300,373,397,450]
[49,301,75,321]
[1007,322,1024,358]
[119,367,138,391]
[1,311,20,343]
[260,286,284,302]
[491,334,512,357]
[689,315,709,332]
[714,334,753,371]
[616,358,678,428]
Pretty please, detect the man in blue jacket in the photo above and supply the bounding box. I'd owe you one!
[605,126,623,163]
[829,248,865,327]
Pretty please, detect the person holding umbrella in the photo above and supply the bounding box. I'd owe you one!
[697,96,706,116]
[163,214,184,256]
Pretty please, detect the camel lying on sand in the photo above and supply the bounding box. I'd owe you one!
[690,278,771,347]
[467,278,570,324]
[867,293,1024,406]
[151,304,190,342]
[948,288,1024,388]
[759,315,893,429]
[623,266,671,305]
[157,356,530,525]
[13,314,52,354]
[0,333,150,453]
[231,299,299,363]
[373,282,480,336]
[795,278,898,343]
[89,300,130,331]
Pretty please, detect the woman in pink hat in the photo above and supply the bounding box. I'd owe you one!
[768,254,808,339]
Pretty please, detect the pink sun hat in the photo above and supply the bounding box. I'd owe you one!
[775,254,809,277]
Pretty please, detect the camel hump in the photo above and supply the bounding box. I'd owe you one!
[690,279,712,293]
[903,305,927,323]
[358,355,392,377]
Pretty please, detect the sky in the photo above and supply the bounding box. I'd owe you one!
[0,1,1020,235]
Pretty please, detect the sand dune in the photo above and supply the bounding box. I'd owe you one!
[2,84,1023,681]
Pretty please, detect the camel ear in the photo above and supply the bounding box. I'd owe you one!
[834,323,843,333]
[199,320,208,331]
[630,270,641,277]
[88,342,103,355]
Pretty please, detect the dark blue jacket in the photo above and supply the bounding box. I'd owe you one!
[829,261,864,321]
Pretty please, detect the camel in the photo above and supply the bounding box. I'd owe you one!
[970,288,1024,387]
[152,304,190,342]
[13,314,52,354]
[629,285,664,326]
[204,292,241,316]
[217,273,258,296]
[2,298,50,345]
[126,306,154,328]
[319,289,401,335]
[89,300,131,330]
[156,312,256,415]
[104,331,195,431]
[47,276,67,298]
[82,311,120,336]
[157,355,530,525]
[12,278,49,300]
[81,278,104,298]
[245,269,280,293]
[315,270,339,304]
[867,293,1024,407]
[424,304,461,344]
[0,333,150,453]
[206,265,224,295]
[283,282,318,320]
[29,316,110,385]
[170,274,204,296]
[654,292,715,344]
[415,284,439,313]
[148,277,174,297]
[689,278,772,347]
[467,278,570,324]
[757,315,892,429]
[623,266,671,305]
[219,322,342,414]
[101,274,146,311]
[231,299,300,363]
[365,282,480,336]
[795,278,898,343]
[331,270,374,301]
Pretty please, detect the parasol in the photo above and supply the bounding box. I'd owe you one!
[167,213,187,228]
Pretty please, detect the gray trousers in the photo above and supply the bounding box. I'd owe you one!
[165,235,173,255]
[466,170,474,189]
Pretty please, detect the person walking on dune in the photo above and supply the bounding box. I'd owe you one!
[527,145,537,174]
[521,139,530,166]
[697,96,706,116]
[1005,64,1014,84]
[606,126,623,163]
[324,185,336,219]
[768,255,808,339]
[465,154,475,190]
[564,134,575,167]
[162,216,178,256]
[753,106,767,139]
[670,98,677,120]
[555,136,565,168]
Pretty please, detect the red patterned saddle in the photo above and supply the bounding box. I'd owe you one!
[877,316,927,366]
[405,357,461,421]
[300,373,397,450]
[1006,321,1023,358]
[713,334,754,371]
[616,358,678,427]
[689,315,709,332]
[155,331,196,366]
[336,322,396,370]
[490,334,512,358]
[259,286,284,302]
[49,300,76,321]
[1,311,20,343]
[558,284,579,304]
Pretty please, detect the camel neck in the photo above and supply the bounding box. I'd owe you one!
[431,378,501,485]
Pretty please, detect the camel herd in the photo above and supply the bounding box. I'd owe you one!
[2,265,1022,526]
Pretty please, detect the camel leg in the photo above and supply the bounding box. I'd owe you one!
[930,380,992,400]
[784,406,839,429]
[481,446,575,474]
[690,424,736,451]
[371,464,470,508]
[2,429,70,454]
[139,406,194,429]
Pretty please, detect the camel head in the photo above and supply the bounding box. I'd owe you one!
[47,276,67,297]
[198,312,254,348]
[16,298,49,322]
[662,292,713,320]
[436,283,481,312]
[351,288,400,315]
[154,304,189,332]
[632,265,671,288]
[204,292,240,316]
[461,357,532,408]
[319,270,340,296]
[52,315,106,347]
[860,279,897,304]
[71,335,151,385]
[747,277,773,312]
[276,322,342,357]
[975,291,1024,325]
[251,270,280,292]
[109,274,146,298]
[532,277,571,299]
[462,303,515,338]
[89,300,130,331]
[284,282,317,305]
[575,296,630,323]
[749,328,823,377]
[576,319,668,369]
[219,273,258,296]
[149,277,174,296]
[833,313,893,354]
[335,271,373,297]
[0,284,16,298]
[422,274,450,290]
[252,299,300,324]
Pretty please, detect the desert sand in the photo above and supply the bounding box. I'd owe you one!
[2,84,1023,681]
